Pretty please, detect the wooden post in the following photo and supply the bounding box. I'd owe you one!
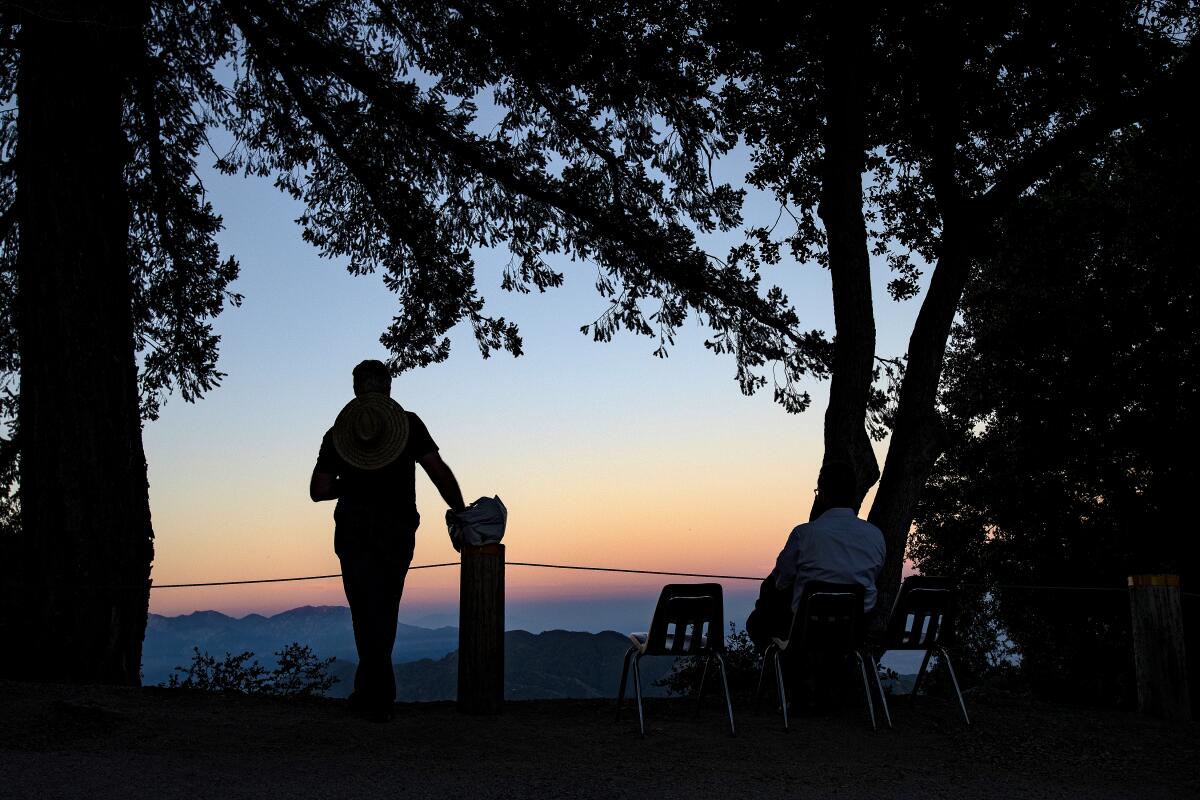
[1128,574,1191,720]
[458,543,504,714]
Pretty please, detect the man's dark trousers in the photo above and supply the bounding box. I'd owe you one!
[336,517,416,712]
[746,575,877,707]
[746,575,792,651]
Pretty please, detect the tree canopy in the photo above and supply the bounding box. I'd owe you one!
[699,0,1197,599]
[911,116,1199,705]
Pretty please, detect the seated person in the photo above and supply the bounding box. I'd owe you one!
[746,460,886,651]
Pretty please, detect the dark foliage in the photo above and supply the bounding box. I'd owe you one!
[215,0,824,396]
[708,1,1196,437]
[166,642,339,698]
[911,117,1200,705]
[655,624,762,700]
[1,2,1193,523]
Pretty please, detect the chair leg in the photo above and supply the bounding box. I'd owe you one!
[854,650,878,731]
[632,653,646,737]
[755,644,775,712]
[940,647,971,726]
[695,654,712,716]
[715,652,737,737]
[616,646,635,721]
[773,649,789,732]
[910,648,934,702]
[868,651,892,729]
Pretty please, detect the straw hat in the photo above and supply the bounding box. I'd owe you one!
[331,393,409,470]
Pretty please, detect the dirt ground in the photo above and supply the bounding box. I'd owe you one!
[1,680,1196,800]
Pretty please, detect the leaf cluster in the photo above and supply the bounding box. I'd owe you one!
[128,0,245,421]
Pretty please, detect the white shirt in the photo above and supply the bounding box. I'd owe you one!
[773,507,886,612]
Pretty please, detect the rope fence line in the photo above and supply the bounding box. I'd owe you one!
[151,562,459,589]
[149,561,763,589]
[506,561,763,582]
[147,560,1199,596]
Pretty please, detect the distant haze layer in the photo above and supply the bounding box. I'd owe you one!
[150,580,765,636]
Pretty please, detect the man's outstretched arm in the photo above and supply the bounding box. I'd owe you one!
[418,451,466,512]
[310,470,339,502]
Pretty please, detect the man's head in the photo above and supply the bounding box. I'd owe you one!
[352,359,391,397]
[816,460,858,509]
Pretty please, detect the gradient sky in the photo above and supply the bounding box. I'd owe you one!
[141,132,924,632]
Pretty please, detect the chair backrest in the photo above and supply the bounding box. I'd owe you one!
[643,583,725,656]
[787,581,865,653]
[884,576,956,650]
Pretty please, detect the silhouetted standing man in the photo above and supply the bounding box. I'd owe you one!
[311,360,465,721]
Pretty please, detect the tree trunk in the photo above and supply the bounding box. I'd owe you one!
[814,5,879,518]
[4,1,152,685]
[868,233,972,613]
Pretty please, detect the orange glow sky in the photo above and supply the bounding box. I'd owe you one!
[142,141,918,630]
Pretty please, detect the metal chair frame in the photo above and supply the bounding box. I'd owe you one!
[754,581,880,731]
[871,576,970,726]
[615,583,736,737]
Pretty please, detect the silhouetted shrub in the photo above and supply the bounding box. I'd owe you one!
[655,624,761,699]
[165,642,338,698]
[269,642,341,698]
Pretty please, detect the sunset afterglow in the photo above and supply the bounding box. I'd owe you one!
[141,142,905,629]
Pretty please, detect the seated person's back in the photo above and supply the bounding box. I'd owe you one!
[747,461,886,649]
[776,505,886,614]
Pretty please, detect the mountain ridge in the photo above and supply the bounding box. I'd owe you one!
[144,606,676,700]
[143,605,459,685]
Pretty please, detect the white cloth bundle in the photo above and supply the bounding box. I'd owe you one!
[446,495,507,552]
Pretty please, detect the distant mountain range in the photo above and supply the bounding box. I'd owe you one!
[143,606,457,686]
[143,606,674,700]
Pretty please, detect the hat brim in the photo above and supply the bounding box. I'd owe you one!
[332,394,409,470]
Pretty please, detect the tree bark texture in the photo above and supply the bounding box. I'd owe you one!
[814,5,879,519]
[5,1,153,685]
[867,234,972,614]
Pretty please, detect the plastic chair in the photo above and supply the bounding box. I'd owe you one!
[872,576,970,726]
[755,581,880,731]
[616,583,736,736]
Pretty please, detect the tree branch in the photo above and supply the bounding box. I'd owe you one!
[221,0,812,352]
[975,35,1198,223]
[135,52,190,276]
[913,7,967,226]
[230,5,443,262]
[874,354,904,370]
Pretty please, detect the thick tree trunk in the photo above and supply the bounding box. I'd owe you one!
[867,233,972,613]
[5,1,152,685]
[814,5,879,518]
